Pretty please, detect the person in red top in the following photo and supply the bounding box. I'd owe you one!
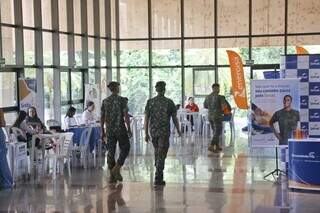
[186,97,199,112]
[185,97,199,130]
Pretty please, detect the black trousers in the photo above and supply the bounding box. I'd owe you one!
[106,133,130,170]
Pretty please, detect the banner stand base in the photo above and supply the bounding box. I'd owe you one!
[263,147,286,183]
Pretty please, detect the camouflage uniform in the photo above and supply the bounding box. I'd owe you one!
[101,94,130,170]
[145,95,176,181]
[204,94,229,147]
[270,109,300,145]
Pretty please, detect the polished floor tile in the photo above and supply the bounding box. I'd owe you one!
[1,132,320,212]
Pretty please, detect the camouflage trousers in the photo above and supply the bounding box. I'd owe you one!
[106,133,130,170]
[209,119,223,146]
[151,136,170,179]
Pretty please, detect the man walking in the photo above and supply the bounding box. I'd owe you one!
[204,83,231,152]
[144,81,181,186]
[101,82,132,183]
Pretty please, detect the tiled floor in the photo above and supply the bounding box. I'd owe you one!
[1,132,320,212]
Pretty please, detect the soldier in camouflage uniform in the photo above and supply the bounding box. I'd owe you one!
[270,95,300,145]
[144,81,181,186]
[101,82,132,183]
[204,83,231,152]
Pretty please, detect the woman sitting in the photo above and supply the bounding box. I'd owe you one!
[81,101,96,125]
[185,97,199,129]
[11,110,36,146]
[26,106,46,133]
[65,106,78,128]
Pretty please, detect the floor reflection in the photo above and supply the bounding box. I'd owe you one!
[1,133,320,212]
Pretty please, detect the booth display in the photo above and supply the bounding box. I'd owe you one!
[281,54,320,138]
[288,138,320,191]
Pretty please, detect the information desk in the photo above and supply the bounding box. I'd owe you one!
[288,138,320,191]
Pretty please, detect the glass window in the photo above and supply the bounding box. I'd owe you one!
[101,69,107,101]
[217,38,249,65]
[1,27,16,65]
[43,32,53,65]
[184,0,214,37]
[288,0,320,33]
[61,71,69,102]
[287,35,320,54]
[217,0,249,36]
[89,69,95,84]
[75,36,82,66]
[74,0,81,33]
[112,40,117,67]
[100,39,106,67]
[193,69,215,96]
[111,0,116,38]
[1,0,14,24]
[24,30,35,65]
[42,0,52,29]
[120,0,148,38]
[0,72,17,107]
[120,41,148,67]
[88,37,95,67]
[185,39,215,66]
[252,0,284,35]
[252,37,284,64]
[71,71,83,100]
[87,0,94,35]
[185,68,193,100]
[100,0,106,37]
[4,112,17,125]
[44,69,54,123]
[152,0,181,38]
[24,68,36,79]
[120,68,149,115]
[22,0,34,27]
[59,0,67,32]
[152,68,181,105]
[112,69,117,81]
[152,40,181,66]
[60,34,68,66]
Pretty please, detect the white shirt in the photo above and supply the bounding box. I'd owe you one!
[65,117,78,128]
[81,110,95,125]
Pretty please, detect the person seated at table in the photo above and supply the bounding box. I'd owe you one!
[65,106,77,128]
[185,97,199,129]
[11,110,36,146]
[26,106,46,133]
[82,101,96,125]
[185,97,199,113]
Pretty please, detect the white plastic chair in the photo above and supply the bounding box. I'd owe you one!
[223,107,236,146]
[201,109,211,137]
[43,132,74,179]
[71,127,93,169]
[11,127,27,142]
[178,109,192,135]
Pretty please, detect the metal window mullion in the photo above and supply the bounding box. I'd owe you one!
[52,0,62,122]
[115,0,120,83]
[67,0,75,68]
[82,0,89,73]
[34,0,45,120]
[14,0,23,66]
[94,0,101,85]
[181,0,185,105]
[148,0,152,99]
[284,0,288,54]
[214,0,218,83]
[105,0,112,96]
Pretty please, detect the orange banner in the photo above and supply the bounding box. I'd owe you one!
[226,50,248,109]
[296,46,309,54]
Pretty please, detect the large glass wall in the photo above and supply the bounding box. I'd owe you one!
[115,0,320,115]
[0,0,108,124]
